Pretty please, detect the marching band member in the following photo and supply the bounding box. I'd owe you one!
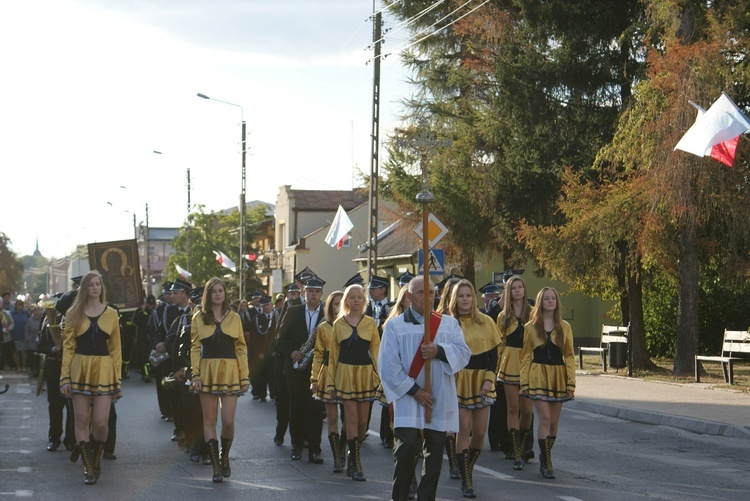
[449,279,502,498]
[520,287,576,480]
[496,275,535,469]
[59,271,121,485]
[190,277,249,483]
[277,277,326,464]
[310,290,344,473]
[327,284,380,481]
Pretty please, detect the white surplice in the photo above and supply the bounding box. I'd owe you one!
[379,309,471,433]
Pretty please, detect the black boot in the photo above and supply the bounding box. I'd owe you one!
[91,439,105,480]
[520,428,534,462]
[347,438,366,481]
[445,435,460,480]
[510,429,523,470]
[458,449,475,498]
[220,436,233,478]
[207,439,223,483]
[329,432,344,473]
[538,437,555,479]
[79,441,97,485]
[70,443,81,463]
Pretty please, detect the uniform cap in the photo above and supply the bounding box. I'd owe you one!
[294,266,317,283]
[397,272,415,286]
[344,273,365,288]
[368,275,389,289]
[478,282,502,295]
[170,278,192,292]
[435,273,464,290]
[304,277,325,289]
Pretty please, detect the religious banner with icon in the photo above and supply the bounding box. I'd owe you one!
[88,239,144,310]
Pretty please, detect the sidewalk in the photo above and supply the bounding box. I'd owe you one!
[569,372,750,439]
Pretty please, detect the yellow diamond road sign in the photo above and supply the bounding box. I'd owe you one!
[414,213,449,247]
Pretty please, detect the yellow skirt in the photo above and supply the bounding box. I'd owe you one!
[314,363,339,403]
[497,346,521,385]
[455,368,496,409]
[374,383,388,407]
[523,363,573,402]
[68,354,121,400]
[331,363,379,401]
[195,358,244,396]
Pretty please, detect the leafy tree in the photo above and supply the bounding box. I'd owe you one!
[579,0,750,374]
[165,204,269,300]
[383,0,644,291]
[0,233,24,295]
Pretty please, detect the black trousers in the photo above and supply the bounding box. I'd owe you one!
[392,427,445,501]
[273,356,289,440]
[251,356,273,399]
[380,405,393,445]
[287,374,322,453]
[153,363,173,418]
[46,378,74,446]
[182,391,204,454]
[105,403,116,453]
[487,383,510,452]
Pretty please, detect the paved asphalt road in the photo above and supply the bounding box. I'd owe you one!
[1,371,749,500]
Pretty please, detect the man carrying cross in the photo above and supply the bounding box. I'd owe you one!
[379,275,471,501]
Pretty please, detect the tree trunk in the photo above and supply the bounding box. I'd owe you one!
[462,251,476,286]
[674,213,700,375]
[616,240,630,325]
[627,257,656,370]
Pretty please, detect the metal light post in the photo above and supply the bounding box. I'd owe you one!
[197,93,247,299]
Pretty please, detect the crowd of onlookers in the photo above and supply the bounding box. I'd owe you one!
[0,291,45,375]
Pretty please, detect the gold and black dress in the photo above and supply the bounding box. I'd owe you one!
[455,313,502,409]
[519,321,575,402]
[326,316,380,401]
[496,315,524,385]
[311,321,338,403]
[60,306,121,400]
[190,311,249,396]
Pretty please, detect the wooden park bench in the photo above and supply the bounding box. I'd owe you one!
[695,329,750,385]
[578,325,628,372]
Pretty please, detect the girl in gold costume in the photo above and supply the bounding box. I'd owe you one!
[60,271,121,485]
[190,277,249,483]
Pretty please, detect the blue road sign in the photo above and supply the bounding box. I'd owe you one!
[418,249,444,276]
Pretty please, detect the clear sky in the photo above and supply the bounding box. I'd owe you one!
[0,0,414,258]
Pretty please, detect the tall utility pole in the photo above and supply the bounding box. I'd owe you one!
[187,168,192,272]
[367,3,382,283]
[145,203,151,295]
[240,120,246,300]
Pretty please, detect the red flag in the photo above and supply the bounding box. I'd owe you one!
[709,136,740,168]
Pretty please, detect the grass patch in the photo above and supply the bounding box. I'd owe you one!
[577,354,750,392]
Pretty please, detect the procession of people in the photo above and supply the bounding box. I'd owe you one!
[22,265,576,499]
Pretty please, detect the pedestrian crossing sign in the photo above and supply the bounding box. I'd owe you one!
[418,248,444,275]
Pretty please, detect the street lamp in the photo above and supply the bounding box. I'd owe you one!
[197,92,247,299]
[153,150,192,272]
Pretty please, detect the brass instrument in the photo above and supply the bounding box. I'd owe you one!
[293,333,316,371]
[40,301,63,347]
[37,303,63,397]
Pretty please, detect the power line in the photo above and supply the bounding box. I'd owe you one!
[367,0,445,50]
[369,0,491,64]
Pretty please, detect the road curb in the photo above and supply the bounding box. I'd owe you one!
[568,399,750,440]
